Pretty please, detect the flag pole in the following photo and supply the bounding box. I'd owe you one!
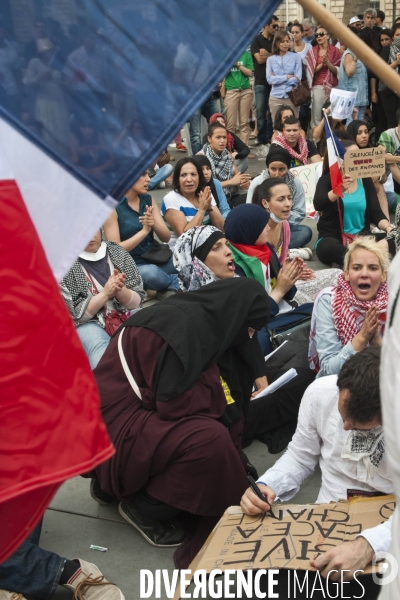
[296,0,400,97]
[323,109,344,174]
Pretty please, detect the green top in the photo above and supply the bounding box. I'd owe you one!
[225,51,253,91]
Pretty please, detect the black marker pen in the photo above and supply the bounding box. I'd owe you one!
[247,475,270,506]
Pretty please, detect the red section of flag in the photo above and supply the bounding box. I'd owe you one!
[0,179,114,562]
[330,160,343,198]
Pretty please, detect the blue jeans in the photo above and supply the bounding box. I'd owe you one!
[76,321,111,369]
[148,164,174,190]
[289,223,313,249]
[235,157,249,173]
[137,256,179,291]
[254,85,273,144]
[189,97,219,154]
[386,190,398,212]
[346,106,366,125]
[0,521,65,599]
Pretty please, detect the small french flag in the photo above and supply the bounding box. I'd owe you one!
[324,114,346,198]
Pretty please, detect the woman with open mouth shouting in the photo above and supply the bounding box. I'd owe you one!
[173,224,315,453]
[309,237,389,378]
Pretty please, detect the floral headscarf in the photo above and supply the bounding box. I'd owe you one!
[173,226,226,291]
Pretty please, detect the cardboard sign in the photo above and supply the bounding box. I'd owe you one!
[290,162,321,214]
[189,496,395,574]
[343,146,386,179]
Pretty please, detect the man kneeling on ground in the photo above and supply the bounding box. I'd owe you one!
[241,347,392,598]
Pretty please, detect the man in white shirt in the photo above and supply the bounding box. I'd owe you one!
[241,347,392,589]
[379,251,400,598]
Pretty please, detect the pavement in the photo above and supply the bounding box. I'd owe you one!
[46,141,323,600]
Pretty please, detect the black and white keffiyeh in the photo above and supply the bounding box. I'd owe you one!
[202,143,235,182]
[173,226,227,291]
[341,426,385,478]
[60,241,145,326]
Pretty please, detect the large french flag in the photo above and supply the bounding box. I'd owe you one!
[0,0,281,562]
[324,114,346,198]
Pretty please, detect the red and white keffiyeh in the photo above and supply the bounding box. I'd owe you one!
[308,274,388,372]
[331,273,388,346]
[273,132,309,165]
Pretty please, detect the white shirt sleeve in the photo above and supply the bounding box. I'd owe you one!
[359,516,392,556]
[257,384,321,500]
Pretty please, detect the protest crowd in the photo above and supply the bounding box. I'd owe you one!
[3,6,400,600]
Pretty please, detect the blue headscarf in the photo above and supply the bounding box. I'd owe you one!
[224,204,270,245]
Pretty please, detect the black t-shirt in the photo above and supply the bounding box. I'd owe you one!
[270,139,319,168]
[250,32,273,87]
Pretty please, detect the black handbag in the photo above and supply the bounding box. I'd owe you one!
[141,239,172,265]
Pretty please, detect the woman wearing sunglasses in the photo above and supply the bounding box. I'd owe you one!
[306,26,342,129]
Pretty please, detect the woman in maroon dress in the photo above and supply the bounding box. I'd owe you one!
[91,278,270,563]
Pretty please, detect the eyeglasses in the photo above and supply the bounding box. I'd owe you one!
[272,24,279,29]
[315,32,328,38]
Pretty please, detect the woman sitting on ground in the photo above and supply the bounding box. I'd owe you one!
[173,226,315,452]
[200,122,251,206]
[346,119,397,218]
[270,105,306,143]
[203,113,253,173]
[309,237,389,377]
[252,178,342,304]
[161,157,224,249]
[60,230,145,369]
[104,170,179,296]
[90,279,270,563]
[314,139,396,267]
[224,204,315,356]
[246,146,312,251]
[191,155,231,218]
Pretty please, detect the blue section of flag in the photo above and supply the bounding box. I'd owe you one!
[323,115,346,160]
[0,0,281,200]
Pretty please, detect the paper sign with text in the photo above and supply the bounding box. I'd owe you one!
[190,496,395,574]
[290,162,321,214]
[343,147,385,179]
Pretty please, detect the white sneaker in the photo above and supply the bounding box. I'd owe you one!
[289,247,313,260]
[157,181,166,189]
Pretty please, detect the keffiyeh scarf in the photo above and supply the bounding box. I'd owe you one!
[202,143,235,181]
[273,133,309,165]
[306,43,341,97]
[341,427,385,479]
[308,275,388,372]
[173,226,224,291]
[332,273,388,346]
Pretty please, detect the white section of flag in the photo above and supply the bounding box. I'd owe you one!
[0,117,115,282]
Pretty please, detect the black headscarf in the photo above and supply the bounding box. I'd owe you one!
[224,204,270,245]
[346,120,370,148]
[266,147,292,168]
[191,155,220,208]
[122,278,270,409]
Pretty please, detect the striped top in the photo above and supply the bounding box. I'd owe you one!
[161,190,216,249]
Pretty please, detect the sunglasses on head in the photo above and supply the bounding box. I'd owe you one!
[315,32,328,37]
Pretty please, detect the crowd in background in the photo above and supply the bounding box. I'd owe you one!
[2,8,400,600]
